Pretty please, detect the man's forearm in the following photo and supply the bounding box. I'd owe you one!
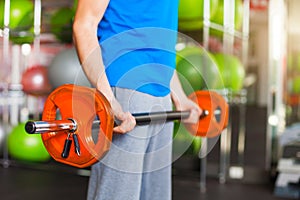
[72,0,114,101]
[170,71,189,108]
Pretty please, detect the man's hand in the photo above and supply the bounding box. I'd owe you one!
[110,97,136,134]
[174,96,202,124]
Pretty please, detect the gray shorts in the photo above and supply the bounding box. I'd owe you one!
[87,87,173,200]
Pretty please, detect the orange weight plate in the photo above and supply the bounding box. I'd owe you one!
[41,84,114,168]
[184,90,229,138]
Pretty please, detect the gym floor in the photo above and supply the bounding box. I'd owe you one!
[0,105,289,200]
[0,163,285,200]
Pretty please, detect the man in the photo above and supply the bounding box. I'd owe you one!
[72,0,202,199]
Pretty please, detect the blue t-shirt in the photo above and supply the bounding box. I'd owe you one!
[97,0,179,97]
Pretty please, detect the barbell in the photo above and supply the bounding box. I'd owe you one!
[25,84,229,168]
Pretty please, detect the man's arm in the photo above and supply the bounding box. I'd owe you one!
[72,0,111,99]
[170,71,202,124]
[72,0,136,133]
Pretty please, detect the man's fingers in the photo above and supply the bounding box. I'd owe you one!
[113,112,136,134]
[183,108,202,124]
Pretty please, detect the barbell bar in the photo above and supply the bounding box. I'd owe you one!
[25,110,214,134]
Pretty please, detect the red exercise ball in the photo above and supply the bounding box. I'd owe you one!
[21,65,52,96]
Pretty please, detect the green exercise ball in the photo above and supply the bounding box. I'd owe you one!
[178,0,219,31]
[48,48,91,88]
[10,27,34,44]
[192,137,202,155]
[50,7,74,43]
[213,53,245,91]
[8,123,50,162]
[291,76,300,94]
[173,122,202,156]
[295,53,300,72]
[73,0,78,11]
[0,2,3,27]
[176,46,223,95]
[210,0,243,37]
[0,0,33,29]
[0,0,34,44]
[173,121,194,155]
